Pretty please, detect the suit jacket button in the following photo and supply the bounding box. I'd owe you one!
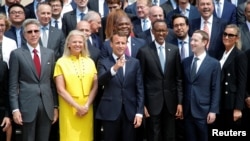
[227,73,230,76]
[225,82,228,85]
[225,91,228,94]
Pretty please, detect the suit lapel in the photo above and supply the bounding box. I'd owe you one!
[195,55,209,80]
[40,47,49,79]
[150,43,165,74]
[242,24,250,42]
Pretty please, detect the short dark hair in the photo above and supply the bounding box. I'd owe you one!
[152,19,167,30]
[8,3,26,16]
[48,0,64,7]
[171,13,189,26]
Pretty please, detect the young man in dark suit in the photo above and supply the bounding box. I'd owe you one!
[96,32,144,141]
[182,30,221,141]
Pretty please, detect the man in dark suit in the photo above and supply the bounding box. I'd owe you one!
[132,0,152,37]
[0,0,31,18]
[4,4,26,48]
[166,0,200,28]
[237,1,245,27]
[25,0,42,19]
[37,2,65,61]
[160,0,175,20]
[136,20,183,141]
[96,32,144,141]
[62,0,90,36]
[100,14,146,59]
[240,0,250,51]
[170,14,193,61]
[182,30,221,141]
[9,19,58,141]
[124,1,137,16]
[213,0,237,24]
[76,20,100,64]
[136,5,174,44]
[189,0,227,60]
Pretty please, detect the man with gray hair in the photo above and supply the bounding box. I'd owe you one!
[9,18,58,141]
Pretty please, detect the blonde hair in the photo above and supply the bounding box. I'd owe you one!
[0,13,11,31]
[63,30,89,57]
[224,24,242,50]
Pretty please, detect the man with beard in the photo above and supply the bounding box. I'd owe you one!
[170,14,193,61]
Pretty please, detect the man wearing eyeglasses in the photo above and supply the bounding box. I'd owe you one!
[8,19,58,141]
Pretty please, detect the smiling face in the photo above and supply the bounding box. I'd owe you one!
[110,34,127,58]
[68,35,84,56]
[37,4,52,26]
[190,32,207,55]
[114,16,132,37]
[23,24,40,48]
[222,27,239,50]
[152,21,168,45]
[173,17,189,40]
[197,0,214,20]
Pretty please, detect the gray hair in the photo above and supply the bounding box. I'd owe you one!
[82,10,101,22]
[22,19,41,34]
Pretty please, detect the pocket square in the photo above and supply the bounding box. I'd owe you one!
[47,62,50,64]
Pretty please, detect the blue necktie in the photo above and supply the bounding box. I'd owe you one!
[80,13,84,20]
[54,20,58,28]
[190,57,199,80]
[158,46,165,72]
[180,41,186,60]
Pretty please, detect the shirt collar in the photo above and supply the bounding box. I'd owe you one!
[27,43,40,53]
[201,15,213,24]
[194,51,206,61]
[155,41,165,49]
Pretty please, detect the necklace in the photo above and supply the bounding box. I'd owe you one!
[71,57,85,80]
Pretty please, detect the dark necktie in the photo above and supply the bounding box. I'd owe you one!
[190,57,199,80]
[33,49,41,77]
[54,20,58,28]
[80,13,84,20]
[116,58,124,81]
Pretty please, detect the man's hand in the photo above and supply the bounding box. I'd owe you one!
[13,110,23,125]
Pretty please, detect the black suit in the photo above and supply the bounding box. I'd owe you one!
[0,61,9,141]
[160,1,174,20]
[62,9,77,36]
[25,2,37,19]
[136,41,183,141]
[216,47,247,131]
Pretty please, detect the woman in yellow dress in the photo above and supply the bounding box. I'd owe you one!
[54,30,98,141]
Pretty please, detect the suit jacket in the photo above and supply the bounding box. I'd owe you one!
[220,47,247,110]
[132,18,144,37]
[96,55,144,121]
[161,1,174,20]
[8,45,57,122]
[99,37,146,59]
[136,28,175,44]
[25,2,37,19]
[240,23,250,51]
[0,61,9,118]
[39,25,65,60]
[189,16,227,59]
[245,49,250,98]
[4,26,26,48]
[214,0,237,24]
[168,37,193,59]
[62,9,77,36]
[166,5,200,28]
[182,54,221,119]
[124,2,137,16]
[88,0,109,17]
[0,5,32,18]
[136,41,183,116]
[237,2,245,26]
[87,39,100,64]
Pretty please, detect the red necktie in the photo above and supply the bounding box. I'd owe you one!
[33,49,41,77]
[125,46,130,56]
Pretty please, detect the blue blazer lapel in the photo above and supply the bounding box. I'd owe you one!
[195,55,209,80]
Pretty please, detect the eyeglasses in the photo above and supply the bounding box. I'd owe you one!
[26,30,40,34]
[223,32,237,38]
[173,23,186,28]
[10,11,24,15]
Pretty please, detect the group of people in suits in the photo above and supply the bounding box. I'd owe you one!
[2,0,250,141]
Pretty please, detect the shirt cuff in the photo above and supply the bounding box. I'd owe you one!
[136,113,143,117]
[12,109,19,114]
[110,66,117,76]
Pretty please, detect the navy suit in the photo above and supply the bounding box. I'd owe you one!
[62,9,77,36]
[214,0,237,24]
[100,37,146,59]
[182,54,221,141]
[87,39,100,64]
[124,2,137,16]
[25,2,37,19]
[88,0,109,17]
[189,17,227,59]
[161,1,174,20]
[132,18,144,37]
[169,37,193,59]
[4,26,26,48]
[240,23,250,51]
[96,55,144,141]
[166,5,200,28]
